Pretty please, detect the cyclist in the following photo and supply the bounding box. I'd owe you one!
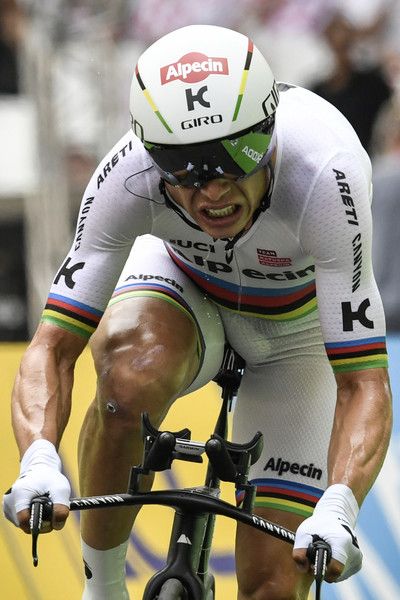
[3,24,392,600]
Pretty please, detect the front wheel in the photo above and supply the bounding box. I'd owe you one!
[157,578,188,599]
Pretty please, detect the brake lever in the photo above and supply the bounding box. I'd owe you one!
[306,535,332,599]
[30,495,53,567]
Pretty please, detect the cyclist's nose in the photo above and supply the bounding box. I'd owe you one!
[199,179,231,201]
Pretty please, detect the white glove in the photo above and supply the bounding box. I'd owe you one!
[294,484,362,582]
[3,439,71,527]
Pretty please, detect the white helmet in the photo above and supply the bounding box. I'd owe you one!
[130,24,279,187]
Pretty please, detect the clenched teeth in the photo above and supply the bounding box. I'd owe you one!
[205,205,236,218]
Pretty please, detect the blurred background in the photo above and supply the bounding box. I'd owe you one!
[0,0,399,598]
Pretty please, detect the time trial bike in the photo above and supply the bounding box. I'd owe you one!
[30,346,331,599]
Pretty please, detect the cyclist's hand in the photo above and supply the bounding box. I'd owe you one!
[3,440,70,534]
[293,484,362,582]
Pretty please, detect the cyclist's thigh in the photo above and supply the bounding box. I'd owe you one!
[93,234,225,396]
[223,313,336,595]
[224,312,336,508]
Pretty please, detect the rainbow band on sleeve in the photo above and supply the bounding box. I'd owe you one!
[41,293,103,339]
[232,38,254,122]
[236,479,324,518]
[325,336,388,373]
[167,248,317,321]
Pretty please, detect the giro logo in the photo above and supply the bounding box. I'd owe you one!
[160,52,229,84]
[181,114,223,130]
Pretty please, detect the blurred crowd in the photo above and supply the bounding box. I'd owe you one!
[1,0,400,338]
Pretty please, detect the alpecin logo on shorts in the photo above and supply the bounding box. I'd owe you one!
[125,274,184,293]
[263,457,322,480]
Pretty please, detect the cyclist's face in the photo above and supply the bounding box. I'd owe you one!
[166,168,269,239]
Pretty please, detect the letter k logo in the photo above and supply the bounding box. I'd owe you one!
[185,86,210,111]
[341,298,374,331]
[54,257,85,289]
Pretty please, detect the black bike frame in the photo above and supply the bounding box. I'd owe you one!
[67,374,294,600]
[69,488,295,600]
[69,489,295,542]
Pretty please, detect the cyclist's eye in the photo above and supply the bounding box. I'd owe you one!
[167,169,243,189]
[219,173,238,181]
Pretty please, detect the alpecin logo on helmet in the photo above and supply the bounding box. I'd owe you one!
[160,52,229,85]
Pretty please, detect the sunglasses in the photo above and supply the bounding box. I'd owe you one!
[144,116,275,188]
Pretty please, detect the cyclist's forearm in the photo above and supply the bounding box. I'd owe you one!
[328,368,392,506]
[11,326,86,456]
[12,347,73,454]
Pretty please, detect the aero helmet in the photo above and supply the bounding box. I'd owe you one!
[130,24,279,187]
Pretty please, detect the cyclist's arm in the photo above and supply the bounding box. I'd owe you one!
[330,367,392,506]
[5,131,154,532]
[12,322,87,455]
[295,149,392,580]
[294,367,392,582]
[7,323,86,533]
[299,150,392,505]
[14,129,155,451]
[303,152,393,503]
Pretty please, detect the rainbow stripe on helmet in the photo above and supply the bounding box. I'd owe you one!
[135,66,173,134]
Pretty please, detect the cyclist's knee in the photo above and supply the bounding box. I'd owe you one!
[238,562,311,600]
[238,576,303,600]
[90,300,200,428]
[237,508,311,600]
